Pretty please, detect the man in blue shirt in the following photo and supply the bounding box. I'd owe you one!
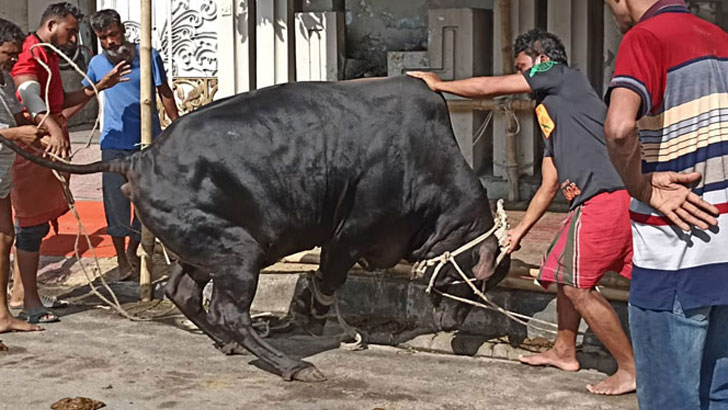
[86,9,179,277]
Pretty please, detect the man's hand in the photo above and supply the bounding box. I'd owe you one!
[12,125,47,146]
[96,61,132,91]
[41,126,70,160]
[641,171,720,231]
[407,71,442,92]
[506,226,526,254]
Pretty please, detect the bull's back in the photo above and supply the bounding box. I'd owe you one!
[130,77,477,258]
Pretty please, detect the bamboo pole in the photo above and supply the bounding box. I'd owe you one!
[139,0,154,301]
[498,0,520,202]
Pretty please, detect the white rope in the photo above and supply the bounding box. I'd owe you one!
[416,199,568,336]
[309,271,365,350]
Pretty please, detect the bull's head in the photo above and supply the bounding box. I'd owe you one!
[427,235,511,331]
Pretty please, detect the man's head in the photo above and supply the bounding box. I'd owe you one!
[39,2,83,48]
[513,28,568,73]
[90,10,135,65]
[605,0,659,33]
[0,19,25,72]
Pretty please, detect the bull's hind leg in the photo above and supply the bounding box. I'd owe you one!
[165,262,246,355]
[206,243,325,382]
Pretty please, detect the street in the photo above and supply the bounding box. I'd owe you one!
[0,304,637,410]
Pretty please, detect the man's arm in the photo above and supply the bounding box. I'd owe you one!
[605,87,719,231]
[157,82,179,122]
[0,124,48,146]
[507,157,560,253]
[62,61,132,113]
[15,73,70,158]
[407,71,531,99]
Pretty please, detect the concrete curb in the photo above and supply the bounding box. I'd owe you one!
[251,268,625,374]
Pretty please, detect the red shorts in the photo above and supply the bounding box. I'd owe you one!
[538,190,633,289]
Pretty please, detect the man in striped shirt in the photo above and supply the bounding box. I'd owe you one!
[604,0,727,408]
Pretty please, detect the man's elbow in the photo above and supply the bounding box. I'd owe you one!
[604,116,636,143]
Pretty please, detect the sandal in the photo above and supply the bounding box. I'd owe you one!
[18,306,60,324]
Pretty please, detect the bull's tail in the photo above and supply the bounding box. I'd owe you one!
[0,133,131,175]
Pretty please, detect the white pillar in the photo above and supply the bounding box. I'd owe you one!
[217,0,256,98]
[294,11,344,81]
[256,0,295,88]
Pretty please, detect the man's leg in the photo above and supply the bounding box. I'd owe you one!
[519,284,581,371]
[701,305,728,409]
[561,285,635,395]
[630,298,707,410]
[14,223,57,322]
[102,149,138,276]
[0,197,41,332]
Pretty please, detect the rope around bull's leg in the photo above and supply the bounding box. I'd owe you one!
[31,43,148,321]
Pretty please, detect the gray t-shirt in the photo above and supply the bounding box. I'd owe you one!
[0,70,22,157]
[523,62,624,209]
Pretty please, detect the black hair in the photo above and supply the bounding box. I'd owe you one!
[513,28,568,66]
[40,2,84,26]
[0,18,26,46]
[90,9,122,33]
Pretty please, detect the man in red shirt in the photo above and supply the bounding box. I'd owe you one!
[8,2,128,323]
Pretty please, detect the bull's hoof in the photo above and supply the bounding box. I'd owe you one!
[292,365,327,383]
[214,341,248,355]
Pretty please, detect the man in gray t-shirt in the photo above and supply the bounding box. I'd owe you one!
[409,29,636,395]
[0,18,48,337]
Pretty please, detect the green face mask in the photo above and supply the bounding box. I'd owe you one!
[529,61,557,78]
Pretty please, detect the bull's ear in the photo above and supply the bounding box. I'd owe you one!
[472,238,497,280]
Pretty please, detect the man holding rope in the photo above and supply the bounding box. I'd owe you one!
[8,2,129,324]
[409,29,635,395]
[0,18,48,335]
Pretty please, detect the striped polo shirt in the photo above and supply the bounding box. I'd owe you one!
[606,2,728,310]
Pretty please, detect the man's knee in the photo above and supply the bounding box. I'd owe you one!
[14,223,50,253]
[0,231,14,250]
[562,284,591,306]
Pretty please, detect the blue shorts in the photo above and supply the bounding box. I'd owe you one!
[15,222,50,252]
[630,296,728,410]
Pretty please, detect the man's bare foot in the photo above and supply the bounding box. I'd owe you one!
[0,315,43,333]
[586,368,636,395]
[519,348,580,372]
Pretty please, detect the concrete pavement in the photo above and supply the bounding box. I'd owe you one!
[0,305,637,410]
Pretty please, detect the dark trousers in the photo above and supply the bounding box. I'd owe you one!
[102,149,141,242]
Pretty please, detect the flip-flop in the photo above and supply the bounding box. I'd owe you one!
[17,306,60,324]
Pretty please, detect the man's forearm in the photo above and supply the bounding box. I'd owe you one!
[62,86,95,109]
[605,123,650,202]
[516,185,558,235]
[34,113,64,137]
[434,74,528,99]
[161,96,179,122]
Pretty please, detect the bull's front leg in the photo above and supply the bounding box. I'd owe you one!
[285,245,358,336]
[206,243,325,382]
[164,262,247,355]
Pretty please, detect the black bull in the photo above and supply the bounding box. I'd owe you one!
[1,76,510,381]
